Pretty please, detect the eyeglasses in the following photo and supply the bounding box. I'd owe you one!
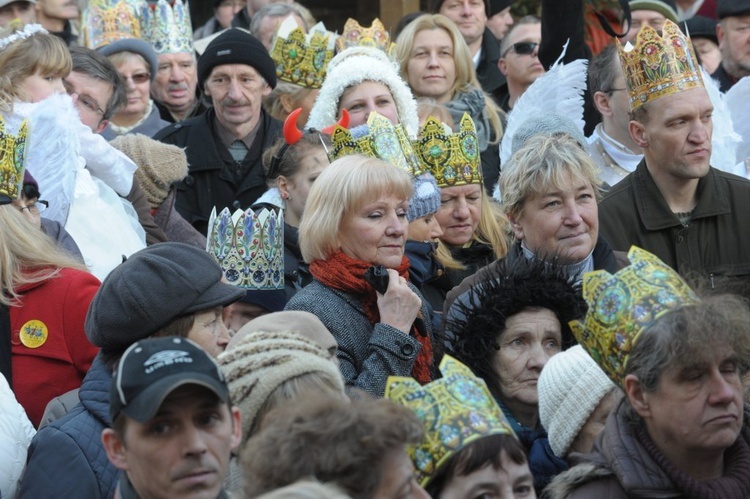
[122,73,151,85]
[607,87,626,94]
[17,200,48,215]
[503,41,539,57]
[63,79,106,116]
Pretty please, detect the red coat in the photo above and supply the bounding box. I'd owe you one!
[11,267,100,427]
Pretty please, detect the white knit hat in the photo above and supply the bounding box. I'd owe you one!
[538,345,616,457]
[305,46,419,137]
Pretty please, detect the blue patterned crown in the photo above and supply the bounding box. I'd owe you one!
[79,0,141,49]
[0,115,29,204]
[386,355,516,487]
[413,113,482,187]
[140,0,193,55]
[206,207,284,291]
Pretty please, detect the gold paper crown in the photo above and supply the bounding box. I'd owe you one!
[335,18,395,56]
[206,207,284,291]
[569,246,700,387]
[0,116,28,203]
[79,0,141,49]
[386,355,515,487]
[413,113,482,187]
[328,112,424,177]
[618,20,703,109]
[140,0,193,55]
[270,18,335,89]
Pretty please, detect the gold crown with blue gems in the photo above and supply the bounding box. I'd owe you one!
[140,0,193,55]
[0,116,29,204]
[618,19,703,110]
[79,0,142,49]
[206,207,284,291]
[385,355,516,487]
[328,112,424,177]
[569,246,700,387]
[413,113,481,187]
[335,18,395,56]
[270,17,336,90]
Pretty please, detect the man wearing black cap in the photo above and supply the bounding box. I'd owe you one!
[102,337,241,499]
[155,29,282,236]
[713,0,750,91]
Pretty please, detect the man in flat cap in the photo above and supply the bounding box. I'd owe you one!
[712,0,750,91]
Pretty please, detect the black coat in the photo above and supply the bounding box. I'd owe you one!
[154,108,282,235]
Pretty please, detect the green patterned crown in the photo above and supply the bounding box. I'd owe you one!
[413,113,481,187]
[328,112,424,177]
[206,207,284,291]
[140,0,193,55]
[0,116,28,204]
[80,0,141,49]
[569,246,700,387]
[386,355,515,487]
[270,17,335,89]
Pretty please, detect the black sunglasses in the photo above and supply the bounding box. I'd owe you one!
[503,41,539,57]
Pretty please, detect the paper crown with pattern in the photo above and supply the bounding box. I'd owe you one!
[0,116,29,204]
[206,207,284,291]
[386,355,516,487]
[569,246,700,387]
[328,111,424,177]
[140,0,193,55]
[79,0,142,49]
[618,19,703,110]
[270,17,336,89]
[335,18,394,56]
[413,113,482,187]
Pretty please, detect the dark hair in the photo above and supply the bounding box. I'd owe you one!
[69,46,127,120]
[588,43,621,94]
[426,434,528,496]
[261,133,331,185]
[499,15,541,56]
[447,257,586,403]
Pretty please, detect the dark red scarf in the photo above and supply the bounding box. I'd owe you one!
[309,250,433,384]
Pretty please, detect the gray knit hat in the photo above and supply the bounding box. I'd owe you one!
[407,173,441,221]
[510,113,587,156]
[85,242,246,353]
[218,330,345,444]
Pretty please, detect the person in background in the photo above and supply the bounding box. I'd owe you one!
[249,2,307,51]
[487,0,514,42]
[623,0,679,44]
[34,0,77,45]
[194,0,244,39]
[683,15,722,73]
[0,0,36,27]
[496,16,544,112]
[712,0,750,91]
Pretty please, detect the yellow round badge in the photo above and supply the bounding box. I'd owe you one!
[20,320,48,348]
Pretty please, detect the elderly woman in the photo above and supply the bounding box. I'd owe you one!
[395,14,504,192]
[285,155,437,395]
[447,256,586,492]
[547,247,750,498]
[98,39,169,140]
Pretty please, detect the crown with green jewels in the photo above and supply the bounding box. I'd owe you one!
[413,113,481,187]
[569,246,700,387]
[386,355,516,487]
[0,116,28,204]
[140,0,193,55]
[270,17,336,89]
[328,112,424,177]
[206,207,284,291]
[79,0,142,49]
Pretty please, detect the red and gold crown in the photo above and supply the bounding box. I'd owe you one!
[270,17,336,89]
[79,0,141,49]
[335,18,395,56]
[413,113,481,187]
[618,20,703,110]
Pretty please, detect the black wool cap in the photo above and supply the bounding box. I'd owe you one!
[717,0,750,18]
[197,28,277,89]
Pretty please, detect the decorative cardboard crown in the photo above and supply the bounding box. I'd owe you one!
[79,0,141,49]
[270,17,335,89]
[618,19,703,110]
[413,113,482,187]
[206,207,284,291]
[0,116,29,204]
[140,0,193,55]
[386,355,515,487]
[335,18,395,56]
[328,112,424,177]
[569,246,700,387]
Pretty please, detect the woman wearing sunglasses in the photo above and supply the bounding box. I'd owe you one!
[98,39,169,140]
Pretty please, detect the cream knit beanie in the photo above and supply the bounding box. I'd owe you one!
[538,345,616,457]
[218,330,345,445]
[110,133,188,209]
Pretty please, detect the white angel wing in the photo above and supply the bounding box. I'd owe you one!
[725,75,750,172]
[702,68,743,176]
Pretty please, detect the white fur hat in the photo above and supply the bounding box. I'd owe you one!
[305,46,419,137]
[538,345,616,457]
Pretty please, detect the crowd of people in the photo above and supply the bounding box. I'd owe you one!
[0,0,750,497]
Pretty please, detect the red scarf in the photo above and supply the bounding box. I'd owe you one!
[309,250,433,384]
